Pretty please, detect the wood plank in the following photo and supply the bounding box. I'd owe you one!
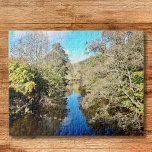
[1,24,152,33]
[6,137,152,150]
[0,1,152,24]
[0,147,151,152]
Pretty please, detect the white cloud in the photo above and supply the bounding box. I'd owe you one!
[70,56,87,64]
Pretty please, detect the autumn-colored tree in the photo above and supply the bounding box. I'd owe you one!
[9,57,36,96]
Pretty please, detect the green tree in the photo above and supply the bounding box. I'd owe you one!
[41,43,70,100]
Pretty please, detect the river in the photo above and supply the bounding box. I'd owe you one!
[10,88,114,136]
[55,92,95,135]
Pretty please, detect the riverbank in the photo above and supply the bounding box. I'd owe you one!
[9,93,69,136]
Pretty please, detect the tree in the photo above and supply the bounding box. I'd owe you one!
[41,43,70,100]
[9,57,36,96]
[85,31,144,108]
[82,31,144,132]
[10,32,50,67]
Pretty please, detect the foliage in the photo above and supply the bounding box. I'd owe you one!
[77,31,144,134]
[40,43,70,100]
[10,35,70,100]
[10,32,50,66]
[9,31,144,135]
[9,57,36,96]
[9,33,70,126]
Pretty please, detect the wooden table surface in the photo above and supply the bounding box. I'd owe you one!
[0,0,152,151]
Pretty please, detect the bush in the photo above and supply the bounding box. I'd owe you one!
[9,57,36,96]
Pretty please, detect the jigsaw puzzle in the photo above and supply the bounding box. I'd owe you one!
[9,31,144,136]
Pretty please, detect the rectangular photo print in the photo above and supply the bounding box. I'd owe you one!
[9,31,144,136]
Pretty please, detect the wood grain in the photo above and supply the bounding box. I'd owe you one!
[0,0,152,151]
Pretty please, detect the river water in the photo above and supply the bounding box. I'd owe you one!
[55,92,95,135]
[10,88,114,136]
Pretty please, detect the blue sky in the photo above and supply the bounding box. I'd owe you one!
[9,31,102,63]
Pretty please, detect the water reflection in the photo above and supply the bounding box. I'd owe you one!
[10,108,67,136]
[10,82,114,136]
[55,92,95,135]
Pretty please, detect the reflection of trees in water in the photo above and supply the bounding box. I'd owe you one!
[10,102,68,136]
[67,81,81,95]
[80,102,143,136]
[10,81,69,136]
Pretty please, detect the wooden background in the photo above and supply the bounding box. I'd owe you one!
[0,0,152,151]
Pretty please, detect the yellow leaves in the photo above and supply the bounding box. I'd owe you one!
[25,81,36,94]
[121,99,133,109]
[136,104,144,116]
[76,72,81,79]
[9,57,36,96]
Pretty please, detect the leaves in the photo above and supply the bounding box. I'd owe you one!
[9,57,36,96]
[77,31,144,133]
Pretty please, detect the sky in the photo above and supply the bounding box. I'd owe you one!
[9,31,102,63]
